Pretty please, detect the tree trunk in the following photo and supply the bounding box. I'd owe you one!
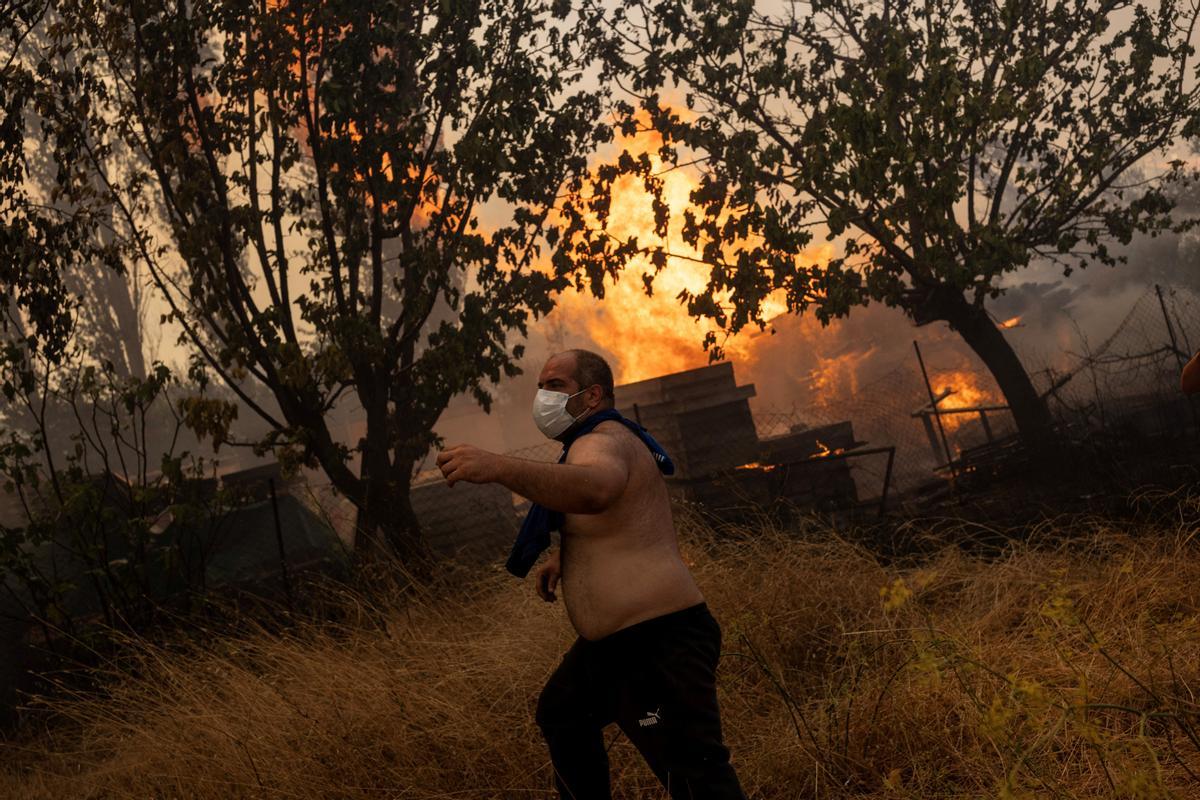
[352,503,379,557]
[349,410,434,577]
[351,481,434,579]
[89,183,146,379]
[378,484,434,570]
[103,268,146,379]
[937,290,1054,441]
[300,405,433,576]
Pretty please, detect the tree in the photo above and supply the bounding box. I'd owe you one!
[1,0,104,367]
[0,341,234,641]
[3,0,152,403]
[577,0,1200,439]
[12,0,613,568]
[65,210,150,380]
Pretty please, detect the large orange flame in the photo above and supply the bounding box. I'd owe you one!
[806,347,879,412]
[552,126,832,384]
[932,370,1004,432]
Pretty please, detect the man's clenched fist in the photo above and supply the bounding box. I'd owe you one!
[436,444,504,487]
[535,549,561,602]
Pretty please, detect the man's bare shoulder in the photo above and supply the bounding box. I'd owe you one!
[593,419,642,446]
[565,420,637,463]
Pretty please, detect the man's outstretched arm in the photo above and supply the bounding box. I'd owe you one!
[436,434,629,514]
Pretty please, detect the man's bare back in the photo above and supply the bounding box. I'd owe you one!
[554,420,703,640]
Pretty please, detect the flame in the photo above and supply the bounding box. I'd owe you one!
[811,439,847,458]
[937,372,998,410]
[553,124,832,383]
[932,371,1003,432]
[735,461,777,472]
[999,316,1021,329]
[806,347,878,412]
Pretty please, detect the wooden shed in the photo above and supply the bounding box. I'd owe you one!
[754,421,861,509]
[615,362,759,479]
[612,363,865,515]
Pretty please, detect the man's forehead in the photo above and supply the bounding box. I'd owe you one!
[538,354,576,386]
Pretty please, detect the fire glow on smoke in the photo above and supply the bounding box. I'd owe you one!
[536,122,1007,431]
[541,121,1008,431]
[933,371,1004,432]
[550,126,833,384]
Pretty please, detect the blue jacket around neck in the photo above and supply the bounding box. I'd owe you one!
[504,408,675,578]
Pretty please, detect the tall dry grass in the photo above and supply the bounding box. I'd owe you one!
[3,494,1200,799]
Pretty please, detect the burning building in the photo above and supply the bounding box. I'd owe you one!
[615,361,760,478]
[403,360,875,563]
[615,362,867,518]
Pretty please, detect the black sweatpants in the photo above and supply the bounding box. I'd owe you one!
[535,602,747,799]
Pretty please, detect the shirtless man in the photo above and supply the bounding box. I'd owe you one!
[436,349,746,799]
[1183,349,1200,395]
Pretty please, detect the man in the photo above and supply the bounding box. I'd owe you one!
[1183,349,1200,395]
[436,349,746,799]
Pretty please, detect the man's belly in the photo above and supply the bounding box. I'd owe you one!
[561,542,704,641]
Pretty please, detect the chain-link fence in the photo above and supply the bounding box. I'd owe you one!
[306,284,1200,550]
[747,284,1200,506]
[1035,285,1200,436]
[749,363,1019,504]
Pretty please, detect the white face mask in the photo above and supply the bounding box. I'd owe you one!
[532,387,590,439]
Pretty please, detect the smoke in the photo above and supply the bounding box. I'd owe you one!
[428,162,1200,469]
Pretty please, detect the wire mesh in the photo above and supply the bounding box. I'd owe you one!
[1036,285,1200,437]
[750,364,1017,501]
[309,285,1200,546]
[747,284,1200,504]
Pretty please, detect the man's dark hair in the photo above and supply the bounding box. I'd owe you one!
[568,348,615,402]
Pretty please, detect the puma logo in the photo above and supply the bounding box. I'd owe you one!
[638,707,662,727]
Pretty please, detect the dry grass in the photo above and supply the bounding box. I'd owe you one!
[4,495,1200,799]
